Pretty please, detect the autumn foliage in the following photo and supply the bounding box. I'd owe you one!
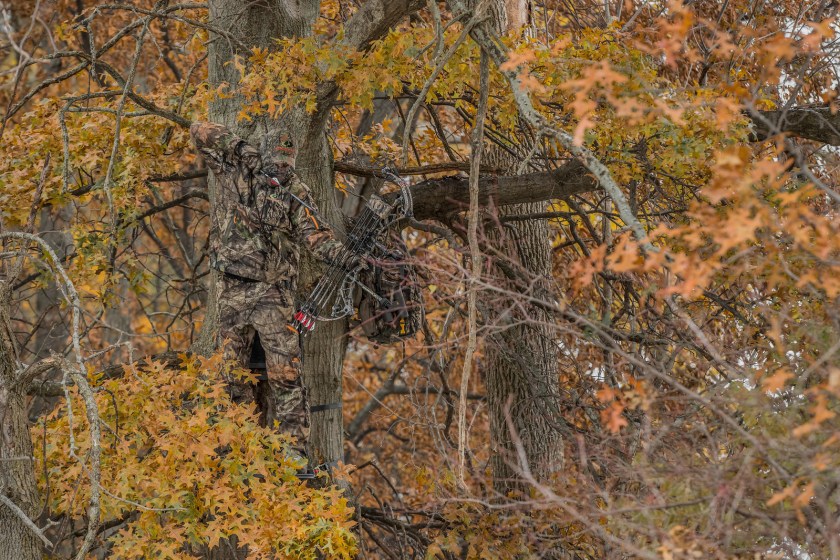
[39,354,356,558]
[2,0,840,559]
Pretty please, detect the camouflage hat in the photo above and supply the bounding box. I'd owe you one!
[276,133,296,158]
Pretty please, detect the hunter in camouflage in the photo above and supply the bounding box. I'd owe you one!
[190,122,343,451]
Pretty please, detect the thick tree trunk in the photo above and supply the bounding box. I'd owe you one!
[484,202,564,490]
[0,285,42,560]
[296,130,349,470]
[472,0,564,494]
[200,0,347,474]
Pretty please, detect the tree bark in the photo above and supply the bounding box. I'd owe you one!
[387,159,597,220]
[468,0,565,495]
[297,123,349,470]
[0,284,42,560]
[483,202,564,489]
[751,106,840,145]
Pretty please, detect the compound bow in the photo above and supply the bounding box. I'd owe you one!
[265,168,412,335]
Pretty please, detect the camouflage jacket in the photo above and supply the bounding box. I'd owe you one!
[190,122,343,284]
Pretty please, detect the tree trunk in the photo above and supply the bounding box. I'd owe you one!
[0,284,42,560]
[484,202,564,490]
[475,0,564,494]
[199,0,347,473]
[296,131,349,470]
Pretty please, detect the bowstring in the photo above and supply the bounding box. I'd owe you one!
[263,167,409,327]
[258,168,374,319]
[300,208,378,313]
[306,179,412,320]
[302,206,382,320]
[308,205,388,318]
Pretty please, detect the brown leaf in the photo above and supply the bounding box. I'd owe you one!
[793,482,815,509]
[767,483,796,506]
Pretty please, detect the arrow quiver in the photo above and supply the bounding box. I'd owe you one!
[292,169,416,337]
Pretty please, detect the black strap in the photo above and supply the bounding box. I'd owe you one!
[310,402,342,413]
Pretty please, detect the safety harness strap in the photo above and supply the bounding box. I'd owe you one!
[310,402,342,413]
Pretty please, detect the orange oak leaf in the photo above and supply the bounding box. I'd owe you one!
[762,368,794,393]
[601,401,628,434]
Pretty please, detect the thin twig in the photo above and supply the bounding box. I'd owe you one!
[401,12,482,166]
[458,49,488,488]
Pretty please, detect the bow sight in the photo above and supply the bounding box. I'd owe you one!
[291,168,413,335]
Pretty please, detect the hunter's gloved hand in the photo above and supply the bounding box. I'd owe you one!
[352,254,370,272]
[343,251,368,272]
[262,162,293,186]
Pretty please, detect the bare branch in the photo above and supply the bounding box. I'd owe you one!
[401,11,476,166]
[134,189,208,222]
[458,49,488,487]
[751,106,840,145]
[15,356,60,389]
[387,159,597,222]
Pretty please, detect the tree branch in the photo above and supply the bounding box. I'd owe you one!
[26,351,184,396]
[386,159,596,222]
[752,106,840,145]
[309,0,424,131]
[341,0,426,54]
[334,161,474,176]
[357,103,840,230]
[134,189,208,222]
[0,493,53,549]
[15,356,61,390]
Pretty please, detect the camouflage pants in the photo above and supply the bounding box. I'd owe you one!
[218,276,309,451]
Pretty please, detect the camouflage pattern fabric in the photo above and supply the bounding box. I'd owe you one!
[190,122,343,284]
[217,276,308,446]
[191,121,344,452]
